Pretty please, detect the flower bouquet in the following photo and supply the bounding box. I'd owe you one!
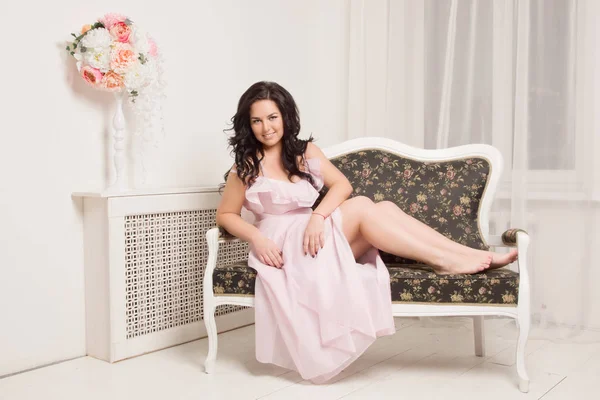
[66,13,160,101]
[66,13,165,191]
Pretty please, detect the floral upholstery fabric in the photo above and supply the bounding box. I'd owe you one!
[313,150,491,265]
[212,261,519,305]
[387,264,519,305]
[212,261,256,296]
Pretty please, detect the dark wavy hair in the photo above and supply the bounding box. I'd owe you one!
[223,81,314,187]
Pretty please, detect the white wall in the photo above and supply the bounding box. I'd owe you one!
[0,0,349,376]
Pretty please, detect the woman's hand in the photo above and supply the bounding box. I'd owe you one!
[251,234,284,269]
[303,214,325,257]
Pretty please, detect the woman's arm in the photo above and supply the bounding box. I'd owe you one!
[302,143,353,257]
[216,168,262,242]
[305,142,353,217]
[216,168,284,268]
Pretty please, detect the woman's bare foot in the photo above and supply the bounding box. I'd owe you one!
[433,253,492,275]
[488,249,518,270]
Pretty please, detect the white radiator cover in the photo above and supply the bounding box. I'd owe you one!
[73,187,252,362]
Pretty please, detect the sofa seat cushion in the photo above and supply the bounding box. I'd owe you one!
[388,264,519,305]
[213,261,519,305]
[213,261,257,297]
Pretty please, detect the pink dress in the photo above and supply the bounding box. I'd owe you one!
[243,158,395,383]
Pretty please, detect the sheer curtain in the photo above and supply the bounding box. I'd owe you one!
[347,0,600,334]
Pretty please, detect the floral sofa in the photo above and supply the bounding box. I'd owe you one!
[203,137,531,392]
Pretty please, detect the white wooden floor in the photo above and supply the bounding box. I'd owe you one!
[2,317,599,400]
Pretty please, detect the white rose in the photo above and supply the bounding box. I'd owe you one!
[123,61,156,90]
[80,28,113,51]
[83,49,111,72]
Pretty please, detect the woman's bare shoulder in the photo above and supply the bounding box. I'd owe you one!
[305,142,326,159]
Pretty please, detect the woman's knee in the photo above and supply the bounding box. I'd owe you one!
[352,195,375,207]
[376,200,402,213]
[350,196,376,215]
[341,196,376,225]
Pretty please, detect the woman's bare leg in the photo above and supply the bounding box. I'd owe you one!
[339,197,517,274]
[375,201,518,269]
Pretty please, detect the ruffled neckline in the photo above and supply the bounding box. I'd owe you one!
[244,158,324,215]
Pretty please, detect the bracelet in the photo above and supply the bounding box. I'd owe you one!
[312,212,326,219]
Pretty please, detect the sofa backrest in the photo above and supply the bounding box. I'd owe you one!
[315,149,491,264]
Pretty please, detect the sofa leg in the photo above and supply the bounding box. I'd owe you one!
[473,316,486,357]
[204,303,218,374]
[516,314,530,393]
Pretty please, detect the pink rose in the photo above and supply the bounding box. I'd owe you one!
[423,205,428,211]
[428,286,436,294]
[361,168,371,178]
[382,157,389,163]
[466,159,473,164]
[410,203,419,213]
[109,21,131,43]
[453,205,463,216]
[99,13,127,30]
[110,43,137,73]
[440,189,447,195]
[404,169,412,179]
[102,71,124,91]
[446,170,456,180]
[465,227,472,234]
[479,287,487,294]
[81,66,103,86]
[148,38,158,57]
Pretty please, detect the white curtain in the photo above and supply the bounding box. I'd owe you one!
[347,0,600,334]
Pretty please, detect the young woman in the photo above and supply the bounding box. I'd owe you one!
[216,81,517,382]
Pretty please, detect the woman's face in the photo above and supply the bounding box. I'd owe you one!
[249,99,284,149]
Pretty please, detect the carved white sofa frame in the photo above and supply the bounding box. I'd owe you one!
[202,137,531,392]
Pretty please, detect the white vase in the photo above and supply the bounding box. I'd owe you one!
[106,91,127,192]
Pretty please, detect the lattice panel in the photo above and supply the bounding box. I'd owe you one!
[124,210,249,339]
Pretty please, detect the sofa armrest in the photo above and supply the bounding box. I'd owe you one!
[488,229,531,305]
[487,228,528,247]
[217,226,246,244]
[490,228,530,272]
[501,228,528,246]
[204,227,249,297]
[204,228,220,299]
